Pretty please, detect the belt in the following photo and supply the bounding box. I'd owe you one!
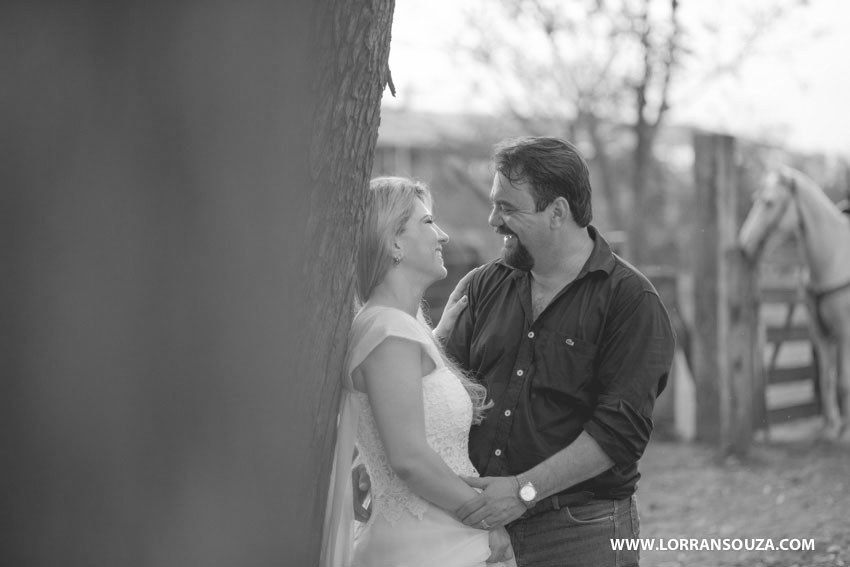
[520,490,595,519]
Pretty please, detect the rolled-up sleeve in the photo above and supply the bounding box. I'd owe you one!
[583,290,675,467]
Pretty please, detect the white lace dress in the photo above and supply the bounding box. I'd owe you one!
[349,306,491,567]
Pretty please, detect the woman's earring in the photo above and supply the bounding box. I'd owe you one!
[393,255,402,266]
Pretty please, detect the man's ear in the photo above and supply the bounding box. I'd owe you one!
[549,197,573,227]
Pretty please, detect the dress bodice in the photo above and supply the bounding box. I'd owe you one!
[355,367,479,523]
[322,305,494,567]
[348,307,479,524]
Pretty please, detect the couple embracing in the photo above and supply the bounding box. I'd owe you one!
[322,137,676,567]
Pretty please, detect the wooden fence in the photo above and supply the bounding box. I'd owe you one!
[690,132,833,455]
[761,285,819,425]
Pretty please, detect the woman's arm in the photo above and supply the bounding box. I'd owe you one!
[358,336,481,515]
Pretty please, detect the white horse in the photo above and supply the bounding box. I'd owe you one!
[739,166,850,441]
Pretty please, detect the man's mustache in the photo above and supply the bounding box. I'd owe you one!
[496,228,516,237]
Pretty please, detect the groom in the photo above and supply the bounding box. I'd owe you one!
[441,136,675,567]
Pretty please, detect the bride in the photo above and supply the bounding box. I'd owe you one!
[321,177,515,567]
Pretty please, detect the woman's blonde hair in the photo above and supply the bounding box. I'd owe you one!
[356,176,491,423]
[355,176,428,305]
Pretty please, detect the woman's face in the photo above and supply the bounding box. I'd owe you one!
[395,196,450,285]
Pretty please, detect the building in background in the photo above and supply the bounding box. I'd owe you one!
[373,108,631,264]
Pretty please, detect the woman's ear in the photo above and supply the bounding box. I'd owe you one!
[391,238,404,257]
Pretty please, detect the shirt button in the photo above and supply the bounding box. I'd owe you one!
[516,369,524,376]
[504,410,512,417]
[494,449,502,456]
[565,338,575,346]
[527,331,535,339]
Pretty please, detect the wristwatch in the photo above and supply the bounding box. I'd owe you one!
[516,473,537,508]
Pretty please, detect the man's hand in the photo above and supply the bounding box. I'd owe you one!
[351,462,372,522]
[456,476,526,529]
[486,526,515,564]
[433,268,476,342]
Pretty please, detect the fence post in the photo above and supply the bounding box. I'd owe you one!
[737,166,767,435]
[692,132,758,455]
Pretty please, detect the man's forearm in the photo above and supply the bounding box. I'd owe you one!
[518,431,614,500]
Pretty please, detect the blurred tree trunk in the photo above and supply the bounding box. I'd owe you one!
[581,112,625,235]
[627,0,678,266]
[1,1,393,566]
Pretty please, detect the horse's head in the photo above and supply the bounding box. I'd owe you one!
[738,167,800,260]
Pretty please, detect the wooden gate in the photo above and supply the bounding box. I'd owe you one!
[760,285,820,425]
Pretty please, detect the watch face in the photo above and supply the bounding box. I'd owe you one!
[520,484,536,502]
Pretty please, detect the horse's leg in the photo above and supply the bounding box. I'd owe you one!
[807,297,841,439]
[813,329,841,439]
[838,332,850,442]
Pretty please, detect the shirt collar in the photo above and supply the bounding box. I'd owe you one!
[582,225,617,275]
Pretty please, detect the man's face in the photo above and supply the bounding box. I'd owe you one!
[488,172,547,271]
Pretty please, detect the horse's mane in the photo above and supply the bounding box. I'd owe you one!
[787,168,849,223]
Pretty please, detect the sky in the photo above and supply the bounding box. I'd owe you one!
[384,0,850,157]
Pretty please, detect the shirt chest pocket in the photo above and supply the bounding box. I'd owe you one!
[533,331,598,407]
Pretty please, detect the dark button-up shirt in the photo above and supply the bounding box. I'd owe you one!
[445,227,675,500]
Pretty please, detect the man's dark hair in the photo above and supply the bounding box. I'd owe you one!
[493,136,593,227]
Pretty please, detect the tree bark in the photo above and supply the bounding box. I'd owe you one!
[1,1,394,565]
[296,0,396,563]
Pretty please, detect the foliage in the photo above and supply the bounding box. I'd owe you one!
[453,0,811,265]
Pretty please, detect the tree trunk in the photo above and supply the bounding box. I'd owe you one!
[581,113,626,235]
[1,1,394,565]
[631,120,654,266]
[296,0,396,563]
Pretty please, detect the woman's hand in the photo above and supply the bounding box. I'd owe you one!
[486,526,515,565]
[351,462,372,522]
[433,268,477,342]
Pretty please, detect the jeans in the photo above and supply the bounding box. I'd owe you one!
[507,496,640,567]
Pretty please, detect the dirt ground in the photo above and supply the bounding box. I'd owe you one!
[637,418,850,567]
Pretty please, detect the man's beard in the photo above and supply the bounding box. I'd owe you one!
[502,234,535,271]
